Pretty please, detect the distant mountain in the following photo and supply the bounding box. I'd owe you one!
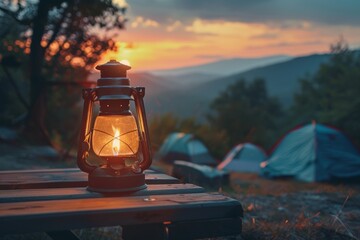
[87,52,338,120]
[200,53,332,106]
[88,71,175,94]
[156,72,221,87]
[129,72,219,117]
[144,53,333,119]
[153,55,292,76]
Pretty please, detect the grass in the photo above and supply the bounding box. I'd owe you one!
[225,173,360,240]
[151,162,360,240]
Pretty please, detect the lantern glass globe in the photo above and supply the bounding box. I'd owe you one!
[92,115,140,157]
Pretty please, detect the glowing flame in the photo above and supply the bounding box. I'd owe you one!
[112,126,121,156]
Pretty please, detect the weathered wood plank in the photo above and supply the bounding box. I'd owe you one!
[0,192,243,235]
[0,168,81,174]
[122,223,166,240]
[166,217,242,240]
[46,230,80,240]
[122,218,242,240]
[0,184,204,203]
[0,169,178,190]
[0,168,155,174]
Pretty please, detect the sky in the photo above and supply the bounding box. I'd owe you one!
[102,0,360,71]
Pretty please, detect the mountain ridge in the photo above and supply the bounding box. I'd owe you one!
[143,52,333,119]
[152,55,292,76]
[88,51,349,120]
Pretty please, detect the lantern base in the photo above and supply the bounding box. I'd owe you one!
[87,167,146,193]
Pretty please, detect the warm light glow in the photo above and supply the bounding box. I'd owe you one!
[98,16,360,71]
[92,115,139,157]
[120,59,131,67]
[112,126,121,156]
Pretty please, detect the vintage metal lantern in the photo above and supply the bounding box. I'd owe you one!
[77,60,152,193]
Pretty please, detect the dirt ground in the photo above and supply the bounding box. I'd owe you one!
[0,139,359,240]
[227,173,360,240]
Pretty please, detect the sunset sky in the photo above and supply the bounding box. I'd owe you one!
[103,0,360,71]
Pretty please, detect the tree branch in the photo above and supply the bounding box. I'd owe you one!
[44,4,72,50]
[0,6,31,25]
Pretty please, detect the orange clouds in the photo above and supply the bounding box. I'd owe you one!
[131,17,159,28]
[99,16,360,71]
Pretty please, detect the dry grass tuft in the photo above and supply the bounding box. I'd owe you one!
[225,173,360,240]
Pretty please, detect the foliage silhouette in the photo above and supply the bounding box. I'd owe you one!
[291,40,360,148]
[0,0,127,147]
[207,78,283,151]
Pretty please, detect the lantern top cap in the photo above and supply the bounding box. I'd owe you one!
[95,59,131,78]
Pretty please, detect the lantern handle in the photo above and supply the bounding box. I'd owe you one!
[132,87,152,171]
[77,88,97,173]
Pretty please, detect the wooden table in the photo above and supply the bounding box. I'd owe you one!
[0,168,243,240]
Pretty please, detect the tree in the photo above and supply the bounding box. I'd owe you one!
[207,78,283,151]
[149,113,180,154]
[0,0,126,145]
[291,41,360,147]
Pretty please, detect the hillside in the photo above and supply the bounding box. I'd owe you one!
[144,53,332,119]
[153,55,291,76]
[88,52,334,120]
[202,53,332,107]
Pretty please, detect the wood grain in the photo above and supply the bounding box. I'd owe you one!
[0,184,204,203]
[0,168,243,239]
[0,169,178,190]
[0,192,242,234]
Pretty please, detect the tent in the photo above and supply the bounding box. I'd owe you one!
[217,143,267,173]
[155,132,217,166]
[261,123,360,182]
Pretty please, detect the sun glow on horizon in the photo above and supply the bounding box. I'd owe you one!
[120,59,131,67]
[96,16,360,71]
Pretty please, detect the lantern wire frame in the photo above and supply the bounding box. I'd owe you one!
[93,128,139,156]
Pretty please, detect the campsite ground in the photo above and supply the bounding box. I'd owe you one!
[155,159,360,240]
[0,139,359,240]
[228,173,360,240]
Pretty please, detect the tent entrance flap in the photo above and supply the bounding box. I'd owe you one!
[217,143,267,173]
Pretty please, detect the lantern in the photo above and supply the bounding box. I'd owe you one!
[77,60,152,193]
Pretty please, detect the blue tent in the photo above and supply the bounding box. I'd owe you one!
[217,143,267,173]
[261,123,360,182]
[155,132,217,166]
